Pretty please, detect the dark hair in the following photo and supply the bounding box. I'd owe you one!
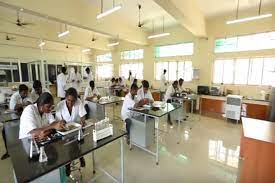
[111,77,115,82]
[61,67,67,73]
[164,69,167,73]
[173,80,178,85]
[85,67,90,72]
[33,80,42,89]
[131,83,139,90]
[89,80,95,89]
[133,79,137,83]
[37,92,53,107]
[65,87,78,100]
[179,78,184,82]
[115,78,119,82]
[118,77,122,81]
[142,80,149,88]
[19,84,28,93]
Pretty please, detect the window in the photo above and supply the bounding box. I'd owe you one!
[215,31,275,53]
[213,57,275,86]
[96,64,114,80]
[155,61,193,81]
[12,63,20,82]
[48,64,57,83]
[121,49,144,60]
[21,63,29,82]
[96,53,112,62]
[155,43,194,58]
[120,63,143,80]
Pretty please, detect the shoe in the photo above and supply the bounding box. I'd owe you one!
[80,157,86,167]
[167,120,173,126]
[1,153,9,160]
[65,164,71,177]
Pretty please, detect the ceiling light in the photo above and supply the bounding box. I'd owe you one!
[226,13,272,24]
[148,32,170,39]
[82,48,91,53]
[58,30,70,38]
[227,0,272,25]
[97,5,122,19]
[38,41,45,47]
[107,42,119,47]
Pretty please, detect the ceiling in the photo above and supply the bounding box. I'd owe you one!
[0,0,274,52]
[197,0,275,18]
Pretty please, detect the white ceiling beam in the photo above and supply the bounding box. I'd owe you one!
[153,0,207,37]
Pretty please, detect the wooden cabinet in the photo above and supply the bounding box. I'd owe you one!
[200,98,225,117]
[244,103,270,120]
[240,135,275,183]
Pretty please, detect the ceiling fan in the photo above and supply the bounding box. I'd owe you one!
[15,11,34,27]
[137,4,144,28]
[6,35,16,41]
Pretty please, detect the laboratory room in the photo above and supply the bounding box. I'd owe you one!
[1,0,275,183]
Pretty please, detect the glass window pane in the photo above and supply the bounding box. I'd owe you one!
[222,60,234,84]
[262,57,275,86]
[184,61,193,81]
[155,43,194,58]
[213,60,224,84]
[21,63,29,82]
[234,59,249,84]
[48,64,57,83]
[96,64,113,80]
[248,58,264,85]
[12,63,20,82]
[168,62,177,81]
[155,62,168,80]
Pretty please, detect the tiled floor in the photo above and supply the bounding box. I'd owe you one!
[0,106,242,183]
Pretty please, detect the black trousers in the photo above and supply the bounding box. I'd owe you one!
[61,97,65,101]
[167,99,172,122]
[125,118,132,136]
[2,128,7,153]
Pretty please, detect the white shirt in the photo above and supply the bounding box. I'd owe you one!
[178,84,185,93]
[9,91,32,110]
[30,88,51,103]
[129,75,134,85]
[121,93,136,121]
[55,99,87,123]
[160,73,167,92]
[164,85,176,101]
[57,73,68,98]
[19,104,55,139]
[69,72,82,92]
[84,86,100,101]
[137,87,154,102]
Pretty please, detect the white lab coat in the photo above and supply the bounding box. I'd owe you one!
[164,85,176,101]
[55,99,86,123]
[69,72,82,92]
[121,93,136,121]
[137,87,154,102]
[83,86,100,101]
[30,88,51,103]
[129,75,134,85]
[178,84,185,93]
[9,91,32,110]
[160,73,167,92]
[19,104,55,139]
[57,73,68,98]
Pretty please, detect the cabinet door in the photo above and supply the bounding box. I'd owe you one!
[152,92,160,101]
[246,103,269,120]
[201,98,225,114]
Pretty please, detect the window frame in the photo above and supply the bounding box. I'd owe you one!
[120,49,144,60]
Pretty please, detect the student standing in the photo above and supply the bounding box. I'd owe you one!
[164,81,179,125]
[85,67,93,83]
[55,87,87,177]
[69,66,81,92]
[57,67,68,100]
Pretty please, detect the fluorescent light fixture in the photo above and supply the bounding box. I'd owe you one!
[96,5,122,19]
[82,48,91,53]
[58,30,70,38]
[226,13,272,24]
[147,32,170,39]
[107,42,119,47]
[38,41,45,47]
